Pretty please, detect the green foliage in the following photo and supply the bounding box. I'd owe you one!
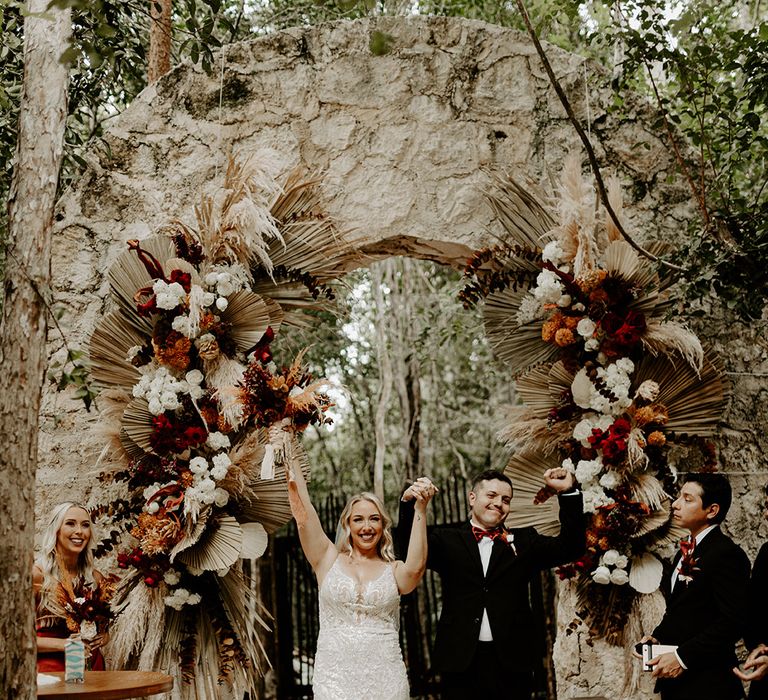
[594,0,768,319]
[47,345,97,411]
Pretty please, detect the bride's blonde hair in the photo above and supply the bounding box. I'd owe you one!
[335,492,396,562]
[35,502,97,619]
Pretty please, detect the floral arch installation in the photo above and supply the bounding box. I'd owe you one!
[42,15,733,698]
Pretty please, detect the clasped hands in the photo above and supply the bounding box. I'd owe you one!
[401,477,438,512]
[734,643,768,682]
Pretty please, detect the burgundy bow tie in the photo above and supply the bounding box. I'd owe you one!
[472,525,504,542]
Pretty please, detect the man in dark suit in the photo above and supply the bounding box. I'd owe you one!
[397,468,584,699]
[734,482,768,699]
[640,472,750,700]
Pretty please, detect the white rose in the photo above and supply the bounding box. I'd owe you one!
[610,568,629,585]
[584,338,600,351]
[172,315,191,336]
[146,501,160,515]
[215,297,229,312]
[188,385,204,400]
[602,549,620,566]
[187,593,202,605]
[189,456,209,475]
[213,487,229,507]
[599,471,620,490]
[198,478,216,493]
[615,555,629,569]
[557,294,572,307]
[573,418,594,443]
[147,398,164,416]
[212,453,231,470]
[210,464,229,481]
[207,432,231,450]
[205,272,219,286]
[591,566,611,585]
[577,318,596,338]
[202,292,216,307]
[615,357,635,373]
[561,458,575,472]
[185,369,204,385]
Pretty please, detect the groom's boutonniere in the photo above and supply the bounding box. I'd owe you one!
[501,530,517,555]
[677,538,699,585]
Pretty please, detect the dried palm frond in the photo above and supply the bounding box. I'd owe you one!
[108,235,176,334]
[628,473,671,512]
[631,507,672,538]
[93,388,132,462]
[484,288,559,376]
[503,451,562,535]
[176,516,244,572]
[219,291,280,354]
[628,552,664,594]
[238,436,311,533]
[240,522,268,559]
[484,169,556,250]
[89,312,148,390]
[642,320,704,371]
[122,397,155,452]
[632,353,730,436]
[170,508,212,561]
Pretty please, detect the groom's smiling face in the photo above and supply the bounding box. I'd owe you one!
[469,479,512,530]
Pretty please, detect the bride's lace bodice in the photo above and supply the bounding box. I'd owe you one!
[312,558,409,700]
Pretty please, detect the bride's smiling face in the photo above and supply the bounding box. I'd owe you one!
[348,500,384,553]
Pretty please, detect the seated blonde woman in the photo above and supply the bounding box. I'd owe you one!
[33,502,109,671]
[287,468,436,700]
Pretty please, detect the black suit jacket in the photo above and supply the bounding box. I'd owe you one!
[397,493,585,673]
[746,542,768,700]
[652,526,750,700]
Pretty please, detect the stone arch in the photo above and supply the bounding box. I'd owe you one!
[42,15,719,698]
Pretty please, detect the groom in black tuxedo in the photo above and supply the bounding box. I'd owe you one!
[640,472,750,700]
[397,468,584,699]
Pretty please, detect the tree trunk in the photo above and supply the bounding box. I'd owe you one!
[372,261,393,501]
[0,1,70,697]
[148,0,172,83]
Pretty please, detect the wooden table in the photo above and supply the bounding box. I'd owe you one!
[38,671,173,699]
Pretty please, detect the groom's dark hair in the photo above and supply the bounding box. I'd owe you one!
[683,472,732,524]
[471,469,513,496]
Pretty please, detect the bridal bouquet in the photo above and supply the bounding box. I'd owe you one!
[461,157,729,643]
[56,575,117,640]
[89,152,352,696]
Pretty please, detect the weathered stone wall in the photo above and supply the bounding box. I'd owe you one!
[41,16,768,698]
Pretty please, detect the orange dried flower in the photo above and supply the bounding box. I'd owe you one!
[586,530,599,547]
[580,270,608,293]
[542,320,558,343]
[154,331,192,371]
[555,328,576,346]
[564,315,580,330]
[634,403,670,428]
[131,512,182,555]
[647,431,666,447]
[199,312,218,332]
[598,536,610,551]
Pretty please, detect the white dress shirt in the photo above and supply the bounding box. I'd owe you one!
[470,519,496,641]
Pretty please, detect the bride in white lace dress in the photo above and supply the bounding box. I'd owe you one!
[287,468,435,700]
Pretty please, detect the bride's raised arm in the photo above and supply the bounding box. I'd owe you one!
[286,464,337,582]
[394,478,436,594]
